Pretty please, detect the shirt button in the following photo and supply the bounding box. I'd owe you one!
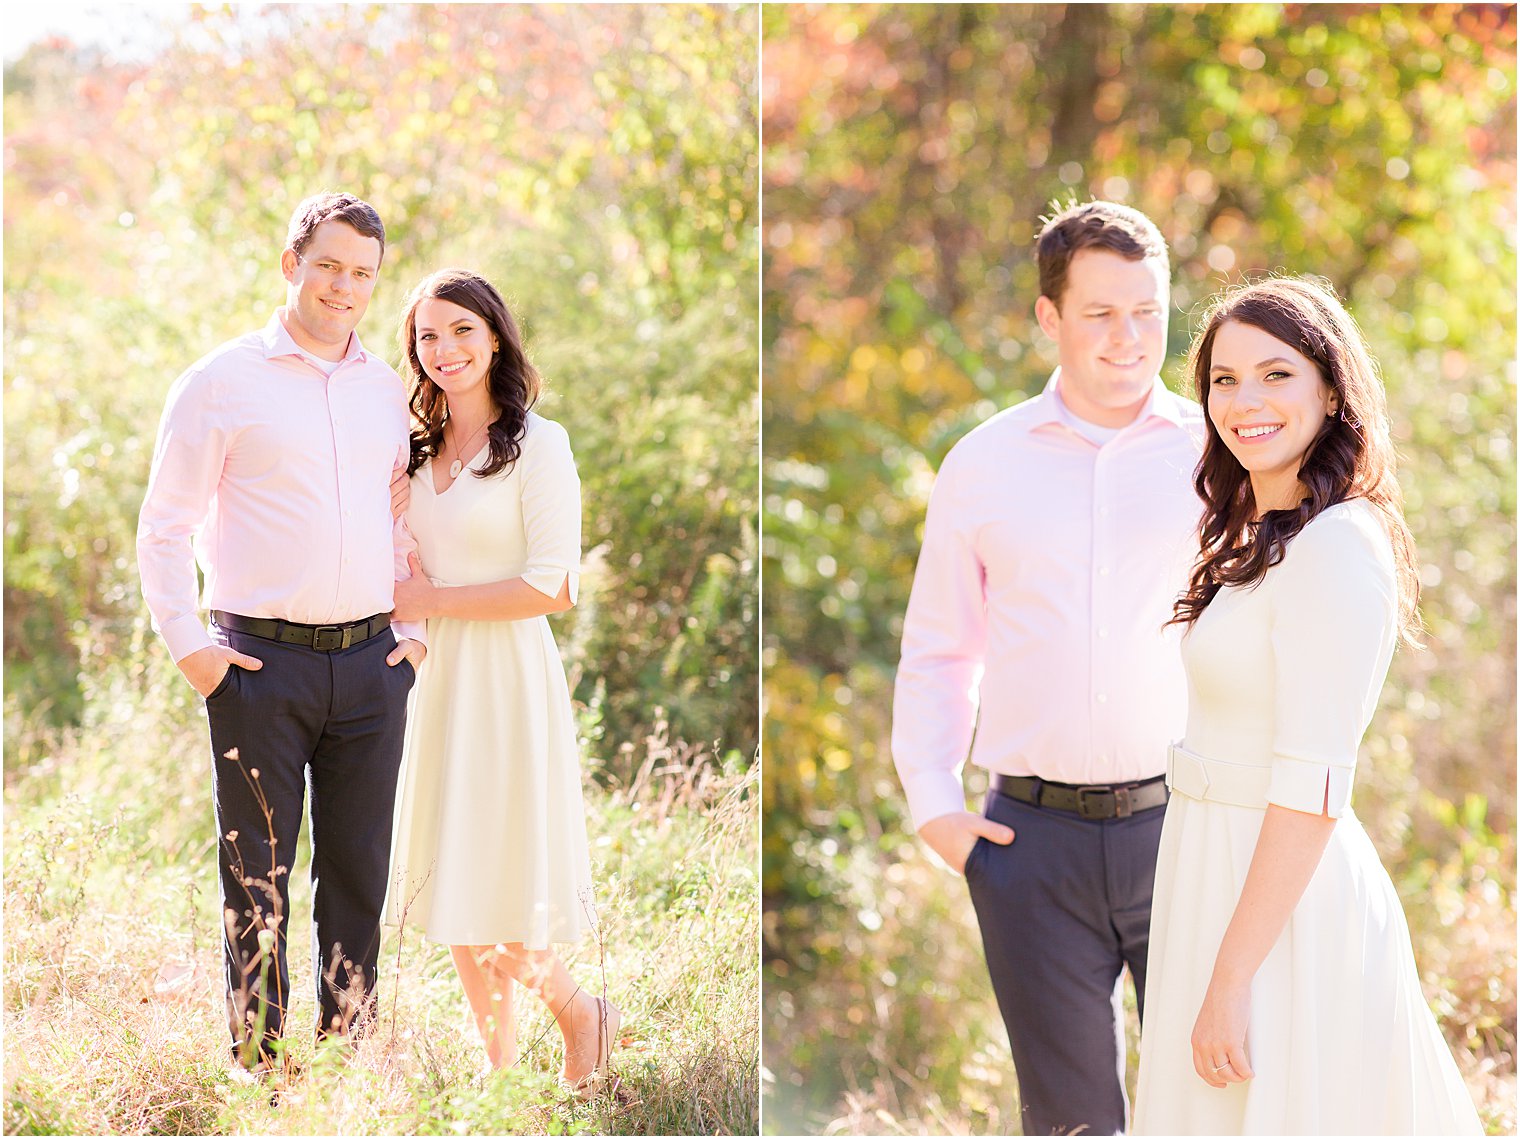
[1099,566,1111,577]
[1098,628,1109,638]
[1096,693,1108,704]
[1099,506,1110,517]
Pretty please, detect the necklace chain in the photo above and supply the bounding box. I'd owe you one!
[444,417,491,479]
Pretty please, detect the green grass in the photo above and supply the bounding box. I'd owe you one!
[4,672,759,1136]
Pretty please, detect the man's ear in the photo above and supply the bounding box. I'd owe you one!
[1034,294,1061,340]
[280,247,298,284]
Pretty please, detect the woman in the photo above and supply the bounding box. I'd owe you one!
[1132,277,1480,1134]
[386,268,619,1093]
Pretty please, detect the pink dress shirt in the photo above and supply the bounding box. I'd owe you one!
[892,370,1206,831]
[138,309,424,663]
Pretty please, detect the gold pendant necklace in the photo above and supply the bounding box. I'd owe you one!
[445,419,490,480]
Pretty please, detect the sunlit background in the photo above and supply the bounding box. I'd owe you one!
[5,5,759,1133]
[761,4,1515,1134]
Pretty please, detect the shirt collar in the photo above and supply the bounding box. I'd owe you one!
[1029,367,1192,433]
[261,307,370,366]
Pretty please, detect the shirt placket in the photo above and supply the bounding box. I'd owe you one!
[324,363,354,617]
[1090,440,1117,783]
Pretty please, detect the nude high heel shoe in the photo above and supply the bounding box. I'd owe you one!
[563,996,622,1101]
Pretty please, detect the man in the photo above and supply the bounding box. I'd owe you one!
[892,200,1204,1134]
[138,192,426,1074]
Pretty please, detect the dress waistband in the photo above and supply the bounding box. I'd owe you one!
[1166,743,1271,810]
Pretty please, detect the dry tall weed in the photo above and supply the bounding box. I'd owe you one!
[5,700,759,1136]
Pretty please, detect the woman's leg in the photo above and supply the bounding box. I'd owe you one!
[451,945,517,1069]
[482,943,619,1084]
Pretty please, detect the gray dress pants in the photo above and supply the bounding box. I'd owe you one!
[965,787,1165,1135]
[205,623,414,1063]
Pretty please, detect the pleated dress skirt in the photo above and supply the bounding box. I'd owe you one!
[1132,791,1483,1135]
[387,612,595,948]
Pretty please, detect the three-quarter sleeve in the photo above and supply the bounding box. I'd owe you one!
[517,418,582,602]
[1265,507,1398,817]
[891,447,988,831]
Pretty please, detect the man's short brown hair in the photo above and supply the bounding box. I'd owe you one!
[1037,200,1167,309]
[286,192,386,264]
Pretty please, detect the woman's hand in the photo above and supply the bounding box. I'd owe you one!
[1187,805,1334,1091]
[393,551,438,622]
[1191,972,1254,1088]
[390,462,411,520]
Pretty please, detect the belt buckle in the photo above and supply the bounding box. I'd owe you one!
[311,624,346,651]
[1076,786,1117,820]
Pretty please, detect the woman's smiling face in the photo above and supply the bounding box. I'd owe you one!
[413,295,499,399]
[1206,319,1338,511]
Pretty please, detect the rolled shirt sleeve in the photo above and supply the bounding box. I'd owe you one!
[1265,507,1399,817]
[891,449,987,831]
[517,419,582,603]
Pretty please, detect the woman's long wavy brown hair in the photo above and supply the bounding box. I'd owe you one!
[399,269,541,478]
[1169,276,1421,641]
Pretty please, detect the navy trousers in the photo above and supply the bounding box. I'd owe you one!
[204,623,414,1062]
[964,787,1165,1136]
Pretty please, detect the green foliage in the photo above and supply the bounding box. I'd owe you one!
[3,8,759,1132]
[4,3,758,773]
[763,4,1516,1133]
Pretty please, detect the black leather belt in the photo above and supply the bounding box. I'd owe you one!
[212,610,390,652]
[991,773,1168,820]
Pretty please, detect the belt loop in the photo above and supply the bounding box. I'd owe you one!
[1028,777,1044,807]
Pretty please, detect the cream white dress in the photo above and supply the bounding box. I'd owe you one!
[387,413,595,949]
[1133,501,1481,1135]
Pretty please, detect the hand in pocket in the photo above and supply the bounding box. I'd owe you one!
[918,811,1016,875]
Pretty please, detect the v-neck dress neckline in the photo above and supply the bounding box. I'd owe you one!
[426,446,487,498]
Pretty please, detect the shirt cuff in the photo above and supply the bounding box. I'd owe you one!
[392,619,426,648]
[1265,754,1354,818]
[901,770,972,833]
[161,614,214,664]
